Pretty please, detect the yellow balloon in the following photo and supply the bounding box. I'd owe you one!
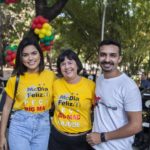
[43,23,49,29]
[41,28,47,35]
[46,30,52,36]
[39,34,45,38]
[34,28,40,34]
[13,59,15,64]
[43,23,52,30]
[48,25,52,31]
[43,51,47,57]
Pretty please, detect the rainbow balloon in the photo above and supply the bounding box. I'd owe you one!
[31,16,55,53]
[4,45,17,66]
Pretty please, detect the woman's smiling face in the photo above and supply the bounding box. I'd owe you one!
[60,57,78,82]
[22,45,41,73]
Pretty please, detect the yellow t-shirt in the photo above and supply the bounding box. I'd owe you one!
[52,77,95,133]
[5,70,55,113]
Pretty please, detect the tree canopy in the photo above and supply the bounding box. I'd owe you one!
[53,0,150,75]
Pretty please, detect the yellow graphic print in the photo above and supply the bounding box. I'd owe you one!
[57,93,80,107]
[23,83,50,112]
[5,70,55,113]
[52,77,95,133]
[56,92,81,128]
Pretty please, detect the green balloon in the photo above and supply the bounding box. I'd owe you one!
[45,36,49,42]
[45,42,50,46]
[11,46,16,51]
[40,38,45,43]
[3,52,7,57]
[49,35,54,41]
[5,46,10,50]
[14,45,17,49]
[0,0,4,3]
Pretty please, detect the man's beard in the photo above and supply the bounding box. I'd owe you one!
[100,61,114,72]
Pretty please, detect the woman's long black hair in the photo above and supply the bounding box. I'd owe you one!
[13,37,44,76]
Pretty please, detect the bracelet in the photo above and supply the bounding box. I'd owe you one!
[101,132,107,142]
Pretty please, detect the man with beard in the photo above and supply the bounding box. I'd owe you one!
[86,40,142,150]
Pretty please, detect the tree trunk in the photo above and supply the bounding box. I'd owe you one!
[26,0,69,41]
[25,0,69,68]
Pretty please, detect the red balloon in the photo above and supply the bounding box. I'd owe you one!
[37,23,42,29]
[39,17,48,24]
[50,41,54,45]
[5,55,12,62]
[36,16,42,20]
[9,61,15,66]
[31,23,36,29]
[45,45,52,51]
[40,43,45,47]
[6,50,13,55]
[33,18,39,24]
[42,48,47,52]
[11,53,16,59]
[5,0,11,4]
[5,0,18,4]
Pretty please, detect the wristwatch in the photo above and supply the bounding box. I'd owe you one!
[101,132,107,142]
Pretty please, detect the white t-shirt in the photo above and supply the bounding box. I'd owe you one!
[93,73,142,150]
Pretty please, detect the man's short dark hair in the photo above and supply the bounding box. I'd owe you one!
[98,40,121,55]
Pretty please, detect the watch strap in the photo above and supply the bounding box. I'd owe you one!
[101,132,106,142]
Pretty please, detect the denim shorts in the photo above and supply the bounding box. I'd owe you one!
[8,110,50,150]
